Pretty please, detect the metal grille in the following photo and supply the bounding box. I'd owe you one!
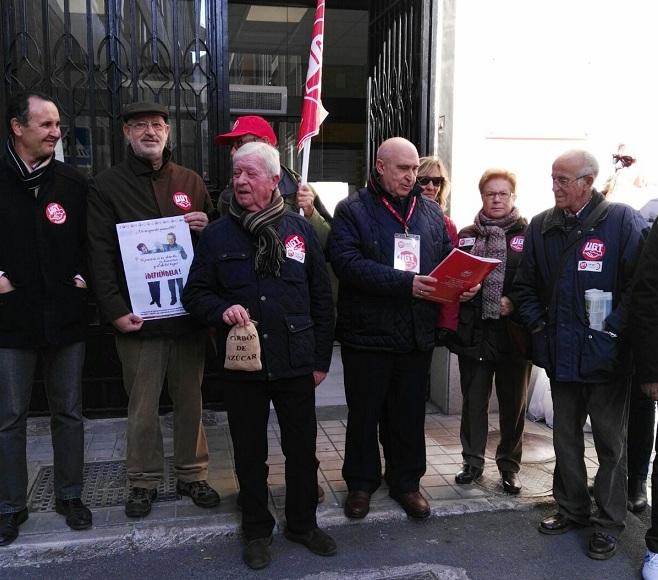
[28,458,179,512]
[0,0,230,186]
[366,0,434,173]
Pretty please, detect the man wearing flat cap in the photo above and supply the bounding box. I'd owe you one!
[87,101,220,517]
[215,115,331,249]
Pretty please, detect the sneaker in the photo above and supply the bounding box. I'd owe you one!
[55,498,92,530]
[125,487,157,518]
[643,550,658,580]
[284,527,337,556]
[176,480,220,508]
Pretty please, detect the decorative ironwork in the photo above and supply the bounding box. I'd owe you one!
[0,0,229,185]
[367,0,434,174]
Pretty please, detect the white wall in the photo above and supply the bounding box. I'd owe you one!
[447,0,658,231]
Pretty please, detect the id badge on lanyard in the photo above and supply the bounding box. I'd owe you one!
[394,233,421,273]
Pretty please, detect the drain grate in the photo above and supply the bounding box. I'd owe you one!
[28,458,179,512]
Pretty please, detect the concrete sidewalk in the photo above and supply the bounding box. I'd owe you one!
[0,347,593,569]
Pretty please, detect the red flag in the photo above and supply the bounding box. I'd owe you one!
[297,0,329,152]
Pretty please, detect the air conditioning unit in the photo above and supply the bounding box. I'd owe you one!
[229,84,287,115]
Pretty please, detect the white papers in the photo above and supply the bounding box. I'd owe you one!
[116,216,193,320]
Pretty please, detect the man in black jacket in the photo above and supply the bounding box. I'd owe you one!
[0,92,92,545]
[328,137,464,521]
[183,142,335,570]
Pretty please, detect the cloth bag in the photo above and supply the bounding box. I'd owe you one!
[224,320,262,371]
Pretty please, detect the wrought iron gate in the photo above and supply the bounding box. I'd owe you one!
[0,0,230,186]
[367,0,435,172]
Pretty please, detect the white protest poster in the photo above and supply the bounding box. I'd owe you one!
[116,216,193,320]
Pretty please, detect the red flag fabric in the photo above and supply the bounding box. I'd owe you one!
[297,0,329,152]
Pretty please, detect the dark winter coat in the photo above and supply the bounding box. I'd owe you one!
[0,155,88,347]
[511,191,647,383]
[449,217,529,361]
[182,211,334,381]
[328,184,453,353]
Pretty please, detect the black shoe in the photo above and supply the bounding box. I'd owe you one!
[125,487,157,518]
[243,536,272,570]
[538,513,583,535]
[0,509,28,547]
[55,498,92,530]
[587,531,617,560]
[149,299,156,305]
[176,480,220,508]
[170,297,177,305]
[500,470,522,494]
[628,479,648,512]
[285,527,337,556]
[455,464,483,484]
[344,490,370,519]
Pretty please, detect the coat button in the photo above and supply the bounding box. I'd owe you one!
[260,296,266,301]
[263,333,269,339]
[290,324,295,330]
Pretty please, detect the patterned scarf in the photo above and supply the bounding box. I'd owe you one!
[229,188,286,277]
[471,207,520,319]
[5,136,52,195]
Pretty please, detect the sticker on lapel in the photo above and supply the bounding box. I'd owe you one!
[459,237,476,248]
[578,260,603,272]
[510,235,525,252]
[45,202,67,224]
[173,192,192,211]
[285,234,306,263]
[581,239,606,260]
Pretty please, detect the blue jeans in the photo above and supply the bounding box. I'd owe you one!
[0,342,85,514]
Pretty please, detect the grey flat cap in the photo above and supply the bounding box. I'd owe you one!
[121,101,169,122]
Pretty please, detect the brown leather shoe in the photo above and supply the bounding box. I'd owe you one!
[344,491,370,519]
[390,491,431,519]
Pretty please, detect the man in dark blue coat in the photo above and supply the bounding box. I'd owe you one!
[183,142,335,570]
[512,149,646,561]
[328,137,455,520]
[0,92,92,545]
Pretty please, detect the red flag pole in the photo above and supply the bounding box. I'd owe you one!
[297,0,328,188]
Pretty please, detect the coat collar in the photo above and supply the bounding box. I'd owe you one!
[541,190,607,234]
[126,144,172,176]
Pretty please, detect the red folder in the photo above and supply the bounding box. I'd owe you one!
[425,248,501,303]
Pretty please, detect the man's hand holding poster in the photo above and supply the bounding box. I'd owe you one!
[116,216,193,320]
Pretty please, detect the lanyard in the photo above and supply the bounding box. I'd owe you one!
[381,195,417,234]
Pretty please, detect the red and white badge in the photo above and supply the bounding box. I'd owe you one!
[172,192,192,211]
[285,234,306,263]
[45,202,67,225]
[510,235,525,252]
[581,239,606,260]
[459,237,476,248]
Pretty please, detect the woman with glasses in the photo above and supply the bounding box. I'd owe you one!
[449,168,531,495]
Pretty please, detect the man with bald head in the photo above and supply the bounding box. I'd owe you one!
[328,137,454,520]
[512,149,647,560]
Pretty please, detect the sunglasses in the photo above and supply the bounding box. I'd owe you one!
[418,176,445,187]
[613,154,636,168]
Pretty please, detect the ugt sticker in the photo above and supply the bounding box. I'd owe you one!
[172,192,192,211]
[509,235,525,252]
[578,260,603,272]
[45,202,67,224]
[285,234,306,263]
[581,239,606,260]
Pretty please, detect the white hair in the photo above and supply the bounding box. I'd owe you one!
[232,141,280,177]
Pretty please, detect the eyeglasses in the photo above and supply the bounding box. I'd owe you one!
[483,191,512,199]
[613,154,636,168]
[551,175,589,187]
[418,176,445,187]
[126,121,168,133]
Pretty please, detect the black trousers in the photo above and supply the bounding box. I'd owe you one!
[551,378,630,536]
[341,346,432,495]
[627,376,656,481]
[457,355,530,472]
[223,374,318,541]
